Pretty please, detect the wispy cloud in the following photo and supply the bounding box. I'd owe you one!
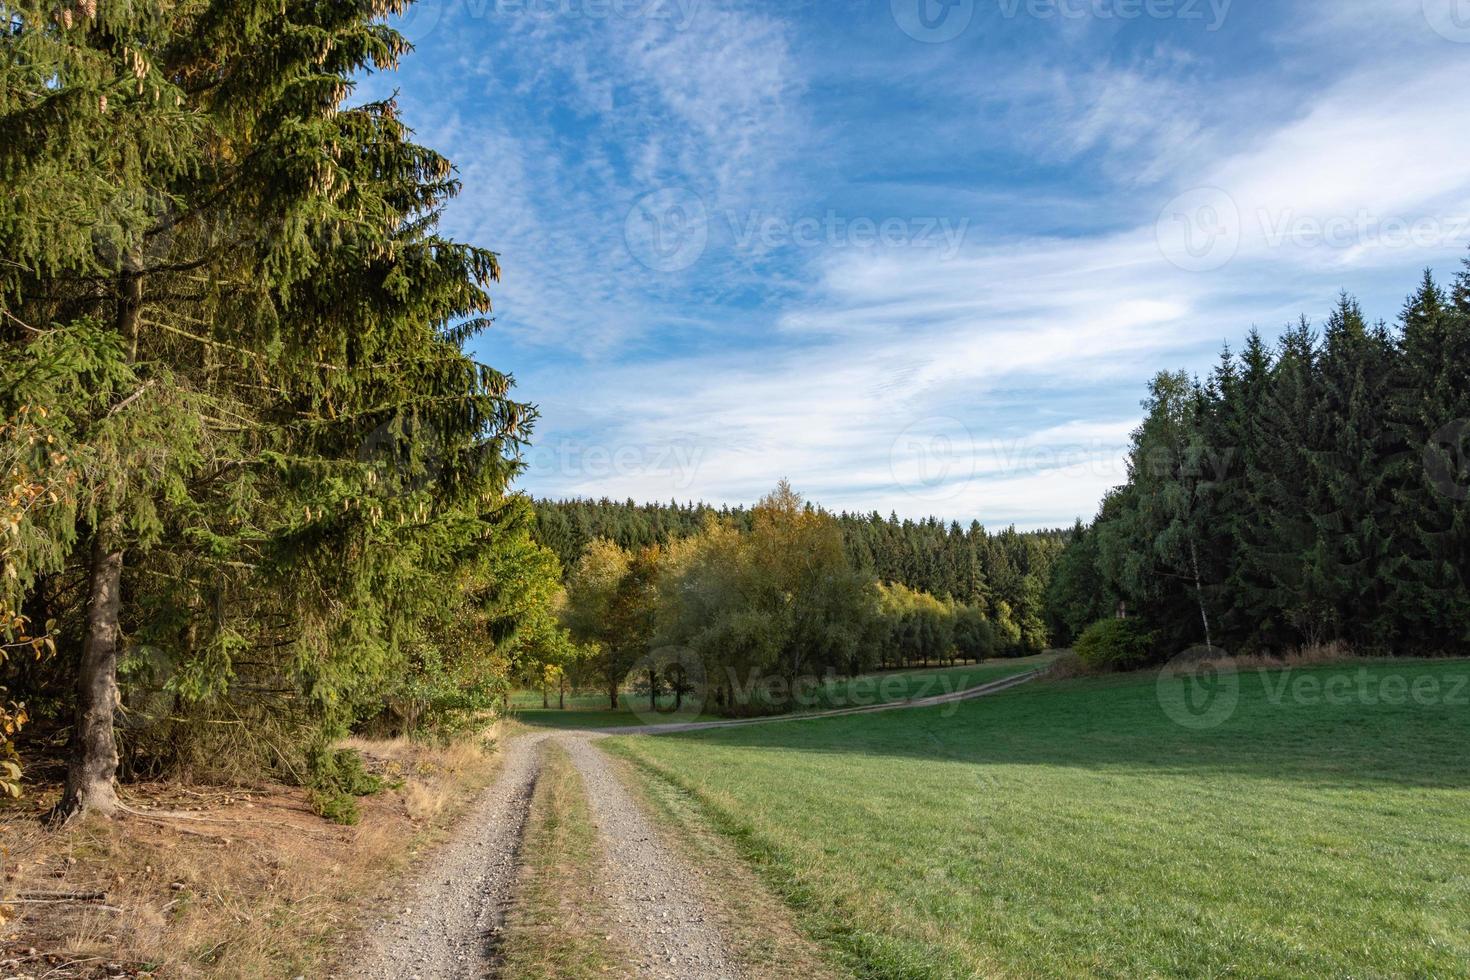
[368,0,1470,527]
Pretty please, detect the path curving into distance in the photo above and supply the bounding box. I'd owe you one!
[595,665,1045,736]
[348,668,1039,977]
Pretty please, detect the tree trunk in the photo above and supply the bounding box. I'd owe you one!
[648,668,657,712]
[57,535,125,820]
[1189,537,1215,652]
[558,676,565,710]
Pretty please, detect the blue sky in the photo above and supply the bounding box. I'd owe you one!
[360,0,1470,529]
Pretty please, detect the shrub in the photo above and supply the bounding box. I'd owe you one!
[1045,651,1091,679]
[308,789,361,825]
[306,748,384,823]
[1073,618,1157,671]
[329,748,384,796]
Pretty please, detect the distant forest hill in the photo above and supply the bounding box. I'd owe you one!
[531,497,1071,611]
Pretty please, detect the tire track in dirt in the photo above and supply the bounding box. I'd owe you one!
[348,671,1036,978]
[349,733,546,980]
[560,735,741,979]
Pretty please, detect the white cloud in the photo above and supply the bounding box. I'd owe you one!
[371,0,1470,526]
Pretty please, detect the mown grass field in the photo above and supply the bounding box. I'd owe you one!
[509,655,1053,730]
[607,660,1470,978]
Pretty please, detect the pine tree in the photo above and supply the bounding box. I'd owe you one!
[1383,271,1470,651]
[2,0,535,816]
[1311,295,1397,649]
[1240,320,1330,649]
[1218,329,1275,649]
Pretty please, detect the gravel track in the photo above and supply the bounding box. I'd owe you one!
[346,672,1037,978]
[349,733,546,980]
[562,735,741,979]
[603,666,1043,735]
[348,730,738,979]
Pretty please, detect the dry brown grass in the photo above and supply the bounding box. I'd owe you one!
[1047,641,1369,681]
[0,726,504,978]
[1221,640,1361,670]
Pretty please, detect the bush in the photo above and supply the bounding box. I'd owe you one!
[992,602,1024,655]
[308,789,361,825]
[1074,618,1157,671]
[306,748,384,823]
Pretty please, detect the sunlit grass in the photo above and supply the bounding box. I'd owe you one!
[609,660,1470,978]
[509,655,1052,730]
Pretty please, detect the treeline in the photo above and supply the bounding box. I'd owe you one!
[0,2,555,816]
[532,483,1044,718]
[535,498,1066,653]
[1048,266,1470,665]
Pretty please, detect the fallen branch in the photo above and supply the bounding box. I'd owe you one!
[1,899,123,913]
[118,803,333,838]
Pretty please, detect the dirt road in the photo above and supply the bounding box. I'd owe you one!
[349,670,1037,977]
[349,729,740,979]
[600,665,1043,735]
[351,733,549,979]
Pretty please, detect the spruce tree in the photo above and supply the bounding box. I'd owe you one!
[2,0,536,817]
[1384,271,1470,651]
[1239,321,1330,648]
[1311,295,1397,648]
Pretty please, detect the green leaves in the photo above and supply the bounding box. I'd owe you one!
[1060,261,1470,658]
[1,0,542,790]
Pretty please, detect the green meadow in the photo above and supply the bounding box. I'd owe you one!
[509,655,1053,730]
[609,660,1470,978]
